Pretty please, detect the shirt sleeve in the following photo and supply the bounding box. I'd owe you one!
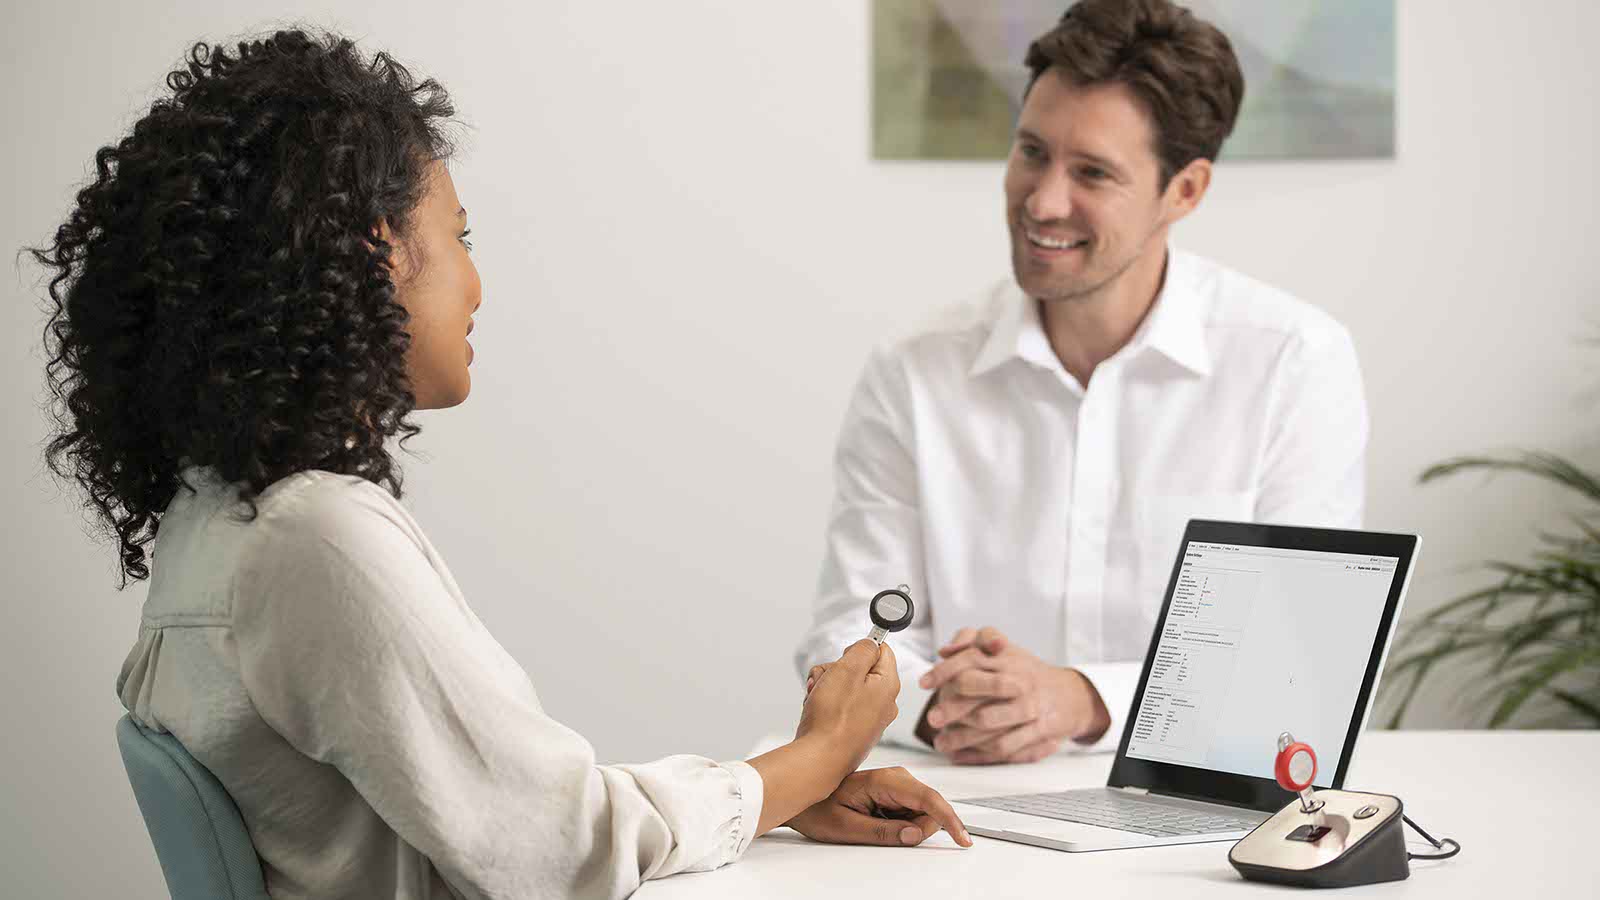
[795,348,937,749]
[1253,324,1368,529]
[230,478,763,900]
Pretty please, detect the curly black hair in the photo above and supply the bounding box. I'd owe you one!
[32,29,456,585]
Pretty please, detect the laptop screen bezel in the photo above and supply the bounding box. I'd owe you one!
[1105,519,1418,813]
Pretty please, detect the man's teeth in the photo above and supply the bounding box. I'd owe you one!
[1027,232,1087,250]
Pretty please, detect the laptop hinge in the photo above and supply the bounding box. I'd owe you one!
[1114,786,1150,795]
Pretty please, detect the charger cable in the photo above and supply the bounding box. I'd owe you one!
[1403,814,1461,861]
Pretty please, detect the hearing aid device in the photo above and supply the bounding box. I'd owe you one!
[867,585,914,644]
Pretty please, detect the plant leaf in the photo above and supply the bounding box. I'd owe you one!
[1488,647,1600,727]
[1420,452,1600,504]
[1546,688,1600,725]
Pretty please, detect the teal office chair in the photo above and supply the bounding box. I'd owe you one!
[116,715,270,900]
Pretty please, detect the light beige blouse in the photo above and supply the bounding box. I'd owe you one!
[118,468,762,899]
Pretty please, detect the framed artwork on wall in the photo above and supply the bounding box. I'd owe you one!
[873,0,1395,161]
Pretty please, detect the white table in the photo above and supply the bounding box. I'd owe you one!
[639,731,1595,898]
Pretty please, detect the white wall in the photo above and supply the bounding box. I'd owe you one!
[3,1,1595,896]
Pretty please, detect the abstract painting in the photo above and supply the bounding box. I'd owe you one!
[873,0,1395,161]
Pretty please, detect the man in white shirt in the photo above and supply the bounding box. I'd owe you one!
[796,0,1367,764]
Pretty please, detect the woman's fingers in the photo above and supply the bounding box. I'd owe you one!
[856,808,926,846]
[793,768,974,848]
[805,664,827,695]
[863,768,973,847]
[870,641,897,678]
[807,807,947,847]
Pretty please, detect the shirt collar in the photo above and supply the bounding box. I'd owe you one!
[970,245,1212,379]
[969,281,1056,377]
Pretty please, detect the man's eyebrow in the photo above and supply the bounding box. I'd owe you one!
[1016,128,1126,174]
[1074,152,1124,174]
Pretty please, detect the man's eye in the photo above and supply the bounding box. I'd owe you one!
[1080,167,1109,181]
[1019,143,1044,161]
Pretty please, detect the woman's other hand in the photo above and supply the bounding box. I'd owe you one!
[788,767,973,848]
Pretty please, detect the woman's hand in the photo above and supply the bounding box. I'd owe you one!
[788,767,973,848]
[749,640,901,835]
[794,638,900,774]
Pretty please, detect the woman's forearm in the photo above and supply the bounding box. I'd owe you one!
[746,735,851,836]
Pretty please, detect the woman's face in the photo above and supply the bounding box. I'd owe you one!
[391,162,481,410]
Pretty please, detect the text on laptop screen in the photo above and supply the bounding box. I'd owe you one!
[1124,541,1400,784]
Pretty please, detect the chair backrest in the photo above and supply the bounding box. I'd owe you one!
[116,714,270,900]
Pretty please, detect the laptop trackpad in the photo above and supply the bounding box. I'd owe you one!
[951,806,1032,832]
[952,804,1131,841]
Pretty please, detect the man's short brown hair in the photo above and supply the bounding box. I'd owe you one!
[1025,0,1245,186]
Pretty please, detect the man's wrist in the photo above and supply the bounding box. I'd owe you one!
[1064,667,1112,744]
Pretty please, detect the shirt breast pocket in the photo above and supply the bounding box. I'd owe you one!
[1136,491,1256,620]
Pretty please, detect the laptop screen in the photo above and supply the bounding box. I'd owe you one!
[1123,541,1401,785]
[1107,520,1417,811]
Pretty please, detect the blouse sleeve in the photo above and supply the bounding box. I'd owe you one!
[230,477,763,900]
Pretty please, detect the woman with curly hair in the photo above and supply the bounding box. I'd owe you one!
[36,29,968,900]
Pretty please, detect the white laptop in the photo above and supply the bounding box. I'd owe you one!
[951,519,1419,852]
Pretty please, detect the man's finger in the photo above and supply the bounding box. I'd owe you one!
[966,696,1036,730]
[973,720,1044,758]
[951,728,1037,765]
[933,722,1008,755]
[925,693,985,729]
[938,626,978,658]
[947,668,1024,701]
[953,734,1056,765]
[951,746,1008,765]
[919,646,999,691]
[941,719,1043,759]
[975,626,1010,654]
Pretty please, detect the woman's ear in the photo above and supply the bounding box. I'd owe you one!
[372,218,413,283]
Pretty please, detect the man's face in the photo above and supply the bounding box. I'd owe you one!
[1004,72,1177,303]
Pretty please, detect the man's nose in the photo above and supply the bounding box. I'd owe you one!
[1024,168,1073,224]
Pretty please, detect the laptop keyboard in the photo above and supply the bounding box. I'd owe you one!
[960,790,1264,837]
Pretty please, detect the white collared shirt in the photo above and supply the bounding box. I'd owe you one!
[797,248,1367,752]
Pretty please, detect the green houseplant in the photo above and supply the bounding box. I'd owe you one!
[1384,453,1600,728]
